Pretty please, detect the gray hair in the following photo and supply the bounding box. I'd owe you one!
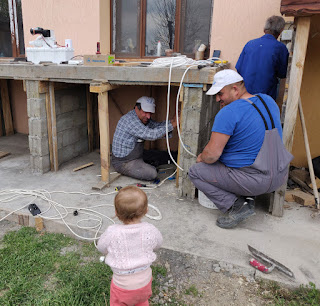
[264,16,285,37]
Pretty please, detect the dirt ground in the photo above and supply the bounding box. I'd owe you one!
[0,220,271,305]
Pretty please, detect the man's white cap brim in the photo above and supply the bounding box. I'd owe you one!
[206,69,243,96]
[206,85,224,96]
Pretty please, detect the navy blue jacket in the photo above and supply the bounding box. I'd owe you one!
[236,34,289,100]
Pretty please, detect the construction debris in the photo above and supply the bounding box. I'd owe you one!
[72,162,94,172]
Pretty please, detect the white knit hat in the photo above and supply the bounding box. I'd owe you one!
[137,96,156,113]
[206,69,243,96]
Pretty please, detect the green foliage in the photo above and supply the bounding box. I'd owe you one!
[185,284,199,297]
[259,280,320,305]
[0,227,111,305]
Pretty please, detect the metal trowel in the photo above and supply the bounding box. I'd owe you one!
[248,245,295,278]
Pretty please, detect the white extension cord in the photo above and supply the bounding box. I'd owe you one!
[0,189,162,247]
[149,55,227,170]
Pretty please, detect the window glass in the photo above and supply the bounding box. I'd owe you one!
[17,0,25,55]
[112,0,140,57]
[180,0,212,55]
[0,0,13,57]
[145,0,176,56]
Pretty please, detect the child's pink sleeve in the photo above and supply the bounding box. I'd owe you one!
[97,227,112,254]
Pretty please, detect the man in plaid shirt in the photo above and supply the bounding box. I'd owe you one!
[112,96,178,180]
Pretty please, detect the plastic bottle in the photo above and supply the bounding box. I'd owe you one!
[157,41,161,57]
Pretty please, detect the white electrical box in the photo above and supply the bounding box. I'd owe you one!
[281,30,293,41]
[26,47,74,64]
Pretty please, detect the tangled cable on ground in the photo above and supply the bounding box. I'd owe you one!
[0,189,162,247]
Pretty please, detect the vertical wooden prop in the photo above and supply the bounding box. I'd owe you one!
[271,17,311,216]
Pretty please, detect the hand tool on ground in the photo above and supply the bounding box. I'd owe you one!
[248,245,294,278]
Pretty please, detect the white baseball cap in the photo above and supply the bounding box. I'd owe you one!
[136,96,156,113]
[206,69,243,96]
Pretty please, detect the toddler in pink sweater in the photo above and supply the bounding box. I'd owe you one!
[97,186,163,306]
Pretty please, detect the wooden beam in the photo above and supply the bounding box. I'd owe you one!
[98,90,110,183]
[38,81,49,93]
[86,85,94,152]
[90,83,119,93]
[73,162,94,172]
[45,82,58,171]
[49,83,58,172]
[0,79,14,135]
[271,17,311,217]
[44,84,53,170]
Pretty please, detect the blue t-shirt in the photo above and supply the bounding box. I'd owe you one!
[212,94,282,168]
[236,34,289,100]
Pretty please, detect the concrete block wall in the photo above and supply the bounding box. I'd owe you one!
[178,85,220,199]
[26,81,88,173]
[55,87,88,165]
[26,81,51,173]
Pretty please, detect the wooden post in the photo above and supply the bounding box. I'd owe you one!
[86,85,94,152]
[90,83,120,190]
[176,85,184,188]
[98,91,110,183]
[271,17,311,216]
[44,82,58,172]
[0,79,14,135]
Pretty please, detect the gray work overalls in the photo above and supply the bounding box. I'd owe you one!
[189,95,293,212]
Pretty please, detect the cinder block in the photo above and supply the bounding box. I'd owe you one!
[27,98,46,118]
[60,95,79,113]
[62,129,80,147]
[28,135,49,156]
[28,118,48,137]
[57,112,74,132]
[75,139,89,155]
[57,132,63,149]
[58,145,75,164]
[25,81,41,99]
[73,109,87,126]
[79,125,88,139]
[30,154,50,173]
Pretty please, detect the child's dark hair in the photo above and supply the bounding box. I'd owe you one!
[114,186,148,223]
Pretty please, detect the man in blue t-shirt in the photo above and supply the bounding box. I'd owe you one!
[189,69,291,229]
[236,16,289,100]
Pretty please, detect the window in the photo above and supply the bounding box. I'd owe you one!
[0,0,25,57]
[111,0,213,58]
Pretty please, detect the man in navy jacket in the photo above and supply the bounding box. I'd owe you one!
[236,16,289,100]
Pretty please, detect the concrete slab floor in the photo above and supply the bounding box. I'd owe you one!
[1,134,320,288]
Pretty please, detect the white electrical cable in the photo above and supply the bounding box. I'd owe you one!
[0,189,162,246]
[149,56,227,169]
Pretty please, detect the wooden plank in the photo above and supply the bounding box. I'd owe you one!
[176,86,184,188]
[49,83,58,172]
[292,190,315,206]
[0,151,10,159]
[38,81,49,93]
[86,85,94,152]
[73,162,94,172]
[44,84,54,171]
[98,90,110,182]
[271,17,311,217]
[90,83,119,93]
[92,172,121,190]
[0,79,14,135]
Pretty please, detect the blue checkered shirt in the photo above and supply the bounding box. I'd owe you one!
[112,110,173,158]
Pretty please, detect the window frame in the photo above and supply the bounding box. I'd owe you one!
[110,0,210,59]
[1,0,24,58]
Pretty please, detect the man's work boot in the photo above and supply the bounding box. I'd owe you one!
[216,196,255,229]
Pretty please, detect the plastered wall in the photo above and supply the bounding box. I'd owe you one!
[9,80,28,134]
[210,0,289,68]
[291,16,320,167]
[21,0,100,55]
